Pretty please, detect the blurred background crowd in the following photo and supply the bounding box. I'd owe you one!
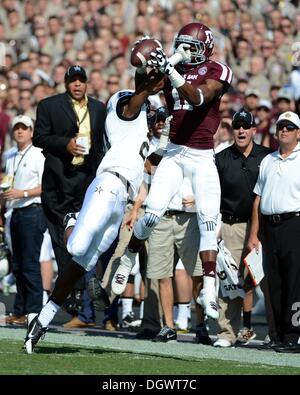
[0,0,300,157]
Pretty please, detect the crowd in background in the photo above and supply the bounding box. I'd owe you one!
[0,0,300,156]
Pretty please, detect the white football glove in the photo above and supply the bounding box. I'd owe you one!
[175,43,191,64]
[147,47,174,75]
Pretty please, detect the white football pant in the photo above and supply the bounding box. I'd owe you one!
[67,172,127,271]
[134,142,220,252]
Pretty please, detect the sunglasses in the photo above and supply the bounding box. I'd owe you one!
[276,123,297,131]
[232,123,252,130]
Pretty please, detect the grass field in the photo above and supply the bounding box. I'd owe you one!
[0,327,300,375]
[0,339,300,375]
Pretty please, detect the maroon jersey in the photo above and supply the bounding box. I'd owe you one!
[164,60,232,149]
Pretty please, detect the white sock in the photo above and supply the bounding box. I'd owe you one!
[124,249,137,266]
[173,304,178,322]
[42,291,49,306]
[187,303,191,320]
[121,298,133,319]
[175,303,190,330]
[139,300,144,320]
[38,300,60,327]
[203,276,216,293]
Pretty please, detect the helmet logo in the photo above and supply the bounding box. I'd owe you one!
[204,30,214,48]
[198,66,207,75]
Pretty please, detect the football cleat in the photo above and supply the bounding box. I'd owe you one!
[195,324,212,345]
[236,327,256,345]
[213,338,232,348]
[197,289,219,320]
[24,313,47,354]
[122,312,141,330]
[87,277,110,307]
[152,326,177,343]
[111,254,136,295]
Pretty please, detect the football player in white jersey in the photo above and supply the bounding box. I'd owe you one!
[24,70,164,354]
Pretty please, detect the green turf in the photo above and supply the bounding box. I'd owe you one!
[0,340,299,375]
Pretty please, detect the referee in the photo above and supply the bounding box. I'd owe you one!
[248,111,300,353]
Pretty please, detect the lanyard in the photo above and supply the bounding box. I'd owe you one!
[70,97,89,126]
[13,144,33,179]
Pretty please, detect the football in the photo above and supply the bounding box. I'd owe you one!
[130,38,162,68]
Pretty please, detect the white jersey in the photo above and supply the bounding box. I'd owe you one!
[96,90,149,197]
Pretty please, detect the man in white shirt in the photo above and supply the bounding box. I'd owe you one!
[2,115,46,325]
[248,111,300,353]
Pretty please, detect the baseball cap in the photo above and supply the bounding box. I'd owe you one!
[232,109,255,129]
[276,111,300,129]
[257,99,272,111]
[156,107,168,122]
[277,87,292,101]
[64,65,87,83]
[245,89,260,98]
[12,115,34,130]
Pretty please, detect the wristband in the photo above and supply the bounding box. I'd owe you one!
[23,190,28,198]
[194,88,204,107]
[168,69,185,88]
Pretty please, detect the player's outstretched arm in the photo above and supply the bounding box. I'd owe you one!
[178,78,224,106]
[123,70,164,119]
[147,47,223,106]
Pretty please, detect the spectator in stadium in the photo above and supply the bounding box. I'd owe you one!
[88,69,106,101]
[261,39,287,88]
[214,109,271,347]
[0,97,10,159]
[3,114,46,325]
[214,118,233,153]
[248,111,300,353]
[255,100,272,145]
[263,88,294,151]
[145,182,210,344]
[18,89,36,120]
[243,89,260,116]
[228,37,251,81]
[247,56,270,100]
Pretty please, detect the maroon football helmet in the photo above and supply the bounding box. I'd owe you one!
[174,22,214,65]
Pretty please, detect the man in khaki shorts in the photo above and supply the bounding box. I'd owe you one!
[147,177,211,344]
[100,202,147,329]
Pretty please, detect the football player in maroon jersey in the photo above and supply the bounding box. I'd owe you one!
[112,23,232,322]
